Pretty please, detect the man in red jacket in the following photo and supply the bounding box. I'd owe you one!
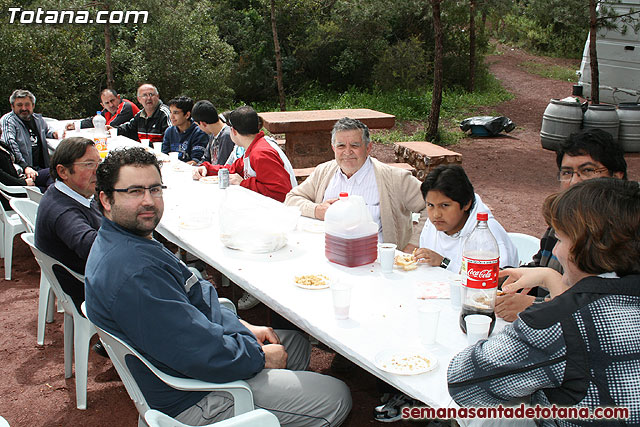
[66,88,140,129]
[192,106,295,203]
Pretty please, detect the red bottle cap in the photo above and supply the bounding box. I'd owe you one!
[477,212,488,221]
[339,192,349,198]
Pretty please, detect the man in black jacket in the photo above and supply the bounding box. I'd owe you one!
[112,83,171,147]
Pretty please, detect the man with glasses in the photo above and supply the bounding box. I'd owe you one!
[112,83,171,146]
[85,147,352,426]
[35,137,102,314]
[495,129,627,321]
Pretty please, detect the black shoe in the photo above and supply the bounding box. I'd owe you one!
[93,341,109,358]
[374,393,414,422]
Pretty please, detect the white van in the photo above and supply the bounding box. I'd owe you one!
[576,0,640,104]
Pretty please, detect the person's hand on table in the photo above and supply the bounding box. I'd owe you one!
[24,167,38,180]
[314,198,338,220]
[65,123,76,130]
[229,173,243,185]
[413,247,444,267]
[186,160,197,166]
[105,125,113,131]
[262,344,288,369]
[25,177,35,186]
[51,131,59,139]
[495,293,535,322]
[192,166,207,180]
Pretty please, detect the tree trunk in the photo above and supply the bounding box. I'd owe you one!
[469,0,476,92]
[270,0,286,111]
[427,0,443,142]
[589,0,599,104]
[104,21,114,90]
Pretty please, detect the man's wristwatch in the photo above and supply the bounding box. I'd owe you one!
[439,257,450,269]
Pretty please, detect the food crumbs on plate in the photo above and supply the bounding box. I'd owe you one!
[387,354,432,373]
[295,274,330,287]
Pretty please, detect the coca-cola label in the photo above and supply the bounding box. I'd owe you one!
[463,256,499,289]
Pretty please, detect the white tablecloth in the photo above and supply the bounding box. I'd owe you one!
[156,166,510,419]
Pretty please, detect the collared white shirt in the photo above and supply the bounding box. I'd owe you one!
[324,157,382,241]
[54,180,92,208]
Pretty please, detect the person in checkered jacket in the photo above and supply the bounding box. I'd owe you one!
[448,178,640,426]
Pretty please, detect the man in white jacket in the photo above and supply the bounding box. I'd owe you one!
[285,117,427,252]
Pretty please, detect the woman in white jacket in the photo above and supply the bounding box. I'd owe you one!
[414,165,518,273]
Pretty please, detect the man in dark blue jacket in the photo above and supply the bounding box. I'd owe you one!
[85,147,351,425]
[161,96,208,164]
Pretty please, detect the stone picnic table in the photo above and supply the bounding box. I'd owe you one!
[259,108,395,168]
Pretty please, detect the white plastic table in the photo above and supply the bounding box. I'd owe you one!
[156,166,509,421]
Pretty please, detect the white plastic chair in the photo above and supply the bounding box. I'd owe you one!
[25,186,43,203]
[9,198,38,233]
[0,183,27,279]
[144,408,280,427]
[9,198,56,345]
[22,233,96,410]
[81,303,254,427]
[508,232,541,266]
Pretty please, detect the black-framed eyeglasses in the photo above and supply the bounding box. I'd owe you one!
[111,184,166,198]
[72,161,101,170]
[557,167,608,182]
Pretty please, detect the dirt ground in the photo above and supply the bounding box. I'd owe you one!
[1,43,638,427]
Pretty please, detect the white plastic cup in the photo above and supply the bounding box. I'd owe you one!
[378,243,397,273]
[465,314,492,345]
[331,280,352,320]
[153,142,162,153]
[418,303,441,345]
[169,151,179,162]
[449,279,462,308]
[140,138,151,147]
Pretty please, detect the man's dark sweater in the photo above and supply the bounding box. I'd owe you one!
[35,184,102,312]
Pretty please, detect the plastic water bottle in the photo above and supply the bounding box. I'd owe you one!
[92,111,108,158]
[459,212,500,334]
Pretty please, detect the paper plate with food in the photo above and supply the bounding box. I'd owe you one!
[199,175,219,184]
[374,348,437,375]
[294,273,331,290]
[394,253,419,271]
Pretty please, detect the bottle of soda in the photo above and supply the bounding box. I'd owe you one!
[92,111,108,158]
[459,212,499,334]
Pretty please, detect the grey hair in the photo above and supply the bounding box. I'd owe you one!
[137,83,159,96]
[9,89,36,106]
[331,117,370,147]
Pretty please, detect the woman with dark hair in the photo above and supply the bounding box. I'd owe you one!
[448,178,640,424]
[414,165,518,272]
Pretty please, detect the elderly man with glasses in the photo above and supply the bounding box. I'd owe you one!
[495,128,628,322]
[111,83,171,146]
[35,137,103,314]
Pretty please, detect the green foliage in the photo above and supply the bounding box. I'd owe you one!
[520,61,579,82]
[492,0,589,58]
[120,0,235,106]
[255,73,512,135]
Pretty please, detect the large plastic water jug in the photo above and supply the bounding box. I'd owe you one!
[325,193,378,267]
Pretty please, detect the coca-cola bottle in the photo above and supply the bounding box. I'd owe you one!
[459,212,499,334]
